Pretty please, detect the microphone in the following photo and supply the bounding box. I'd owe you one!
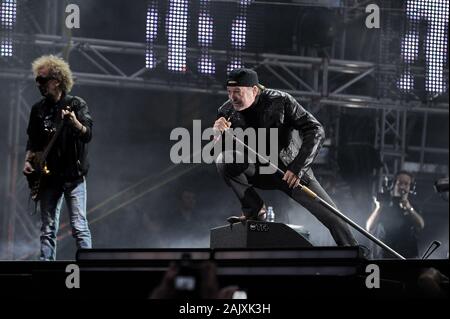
[212,114,233,146]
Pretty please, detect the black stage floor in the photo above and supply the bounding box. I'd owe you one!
[0,247,448,299]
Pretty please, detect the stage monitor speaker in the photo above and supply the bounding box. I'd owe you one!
[210,221,313,249]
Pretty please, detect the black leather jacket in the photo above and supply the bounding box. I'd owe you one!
[26,94,93,180]
[217,88,325,177]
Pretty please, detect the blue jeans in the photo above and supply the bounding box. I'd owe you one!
[39,177,92,260]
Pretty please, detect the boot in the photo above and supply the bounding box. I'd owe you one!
[227,205,267,224]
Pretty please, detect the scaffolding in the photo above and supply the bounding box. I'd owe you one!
[0,0,448,259]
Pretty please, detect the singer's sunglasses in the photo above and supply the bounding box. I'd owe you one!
[35,75,56,85]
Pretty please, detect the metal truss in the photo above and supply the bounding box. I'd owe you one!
[0,0,58,259]
[373,0,448,190]
[0,33,447,115]
[1,80,40,259]
[1,9,448,257]
[376,108,449,177]
[376,108,407,177]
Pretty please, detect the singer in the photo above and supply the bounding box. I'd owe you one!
[213,68,357,247]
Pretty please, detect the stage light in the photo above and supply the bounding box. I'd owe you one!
[144,0,258,74]
[399,0,448,95]
[0,0,16,57]
[227,0,253,73]
[231,17,246,49]
[227,57,243,73]
[198,0,215,74]
[198,52,215,74]
[166,0,189,72]
[0,38,12,56]
[145,2,159,69]
[0,0,15,29]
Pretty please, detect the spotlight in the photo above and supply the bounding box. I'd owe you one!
[399,0,448,95]
[145,2,159,69]
[0,0,16,57]
[166,0,189,72]
[198,0,215,74]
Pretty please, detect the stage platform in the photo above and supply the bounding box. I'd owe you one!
[0,247,448,299]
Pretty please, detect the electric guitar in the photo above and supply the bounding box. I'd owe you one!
[26,105,71,201]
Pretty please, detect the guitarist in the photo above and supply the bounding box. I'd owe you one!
[23,55,93,261]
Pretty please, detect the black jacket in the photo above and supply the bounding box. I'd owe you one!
[217,88,325,176]
[26,94,93,180]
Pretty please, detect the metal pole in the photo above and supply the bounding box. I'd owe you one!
[224,129,406,260]
[3,82,22,259]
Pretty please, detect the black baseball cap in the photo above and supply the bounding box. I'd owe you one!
[226,68,263,88]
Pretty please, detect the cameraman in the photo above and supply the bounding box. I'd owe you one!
[366,171,425,258]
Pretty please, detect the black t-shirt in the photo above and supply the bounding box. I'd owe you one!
[239,103,259,129]
[27,95,88,182]
[236,102,266,165]
[375,199,420,258]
